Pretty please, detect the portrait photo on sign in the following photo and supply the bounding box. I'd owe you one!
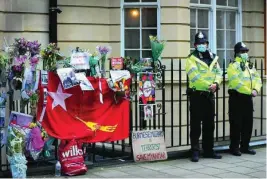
[9,111,33,128]
[138,73,156,104]
[57,68,79,89]
[144,105,153,120]
[41,70,48,86]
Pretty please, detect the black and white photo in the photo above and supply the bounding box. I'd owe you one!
[57,68,79,89]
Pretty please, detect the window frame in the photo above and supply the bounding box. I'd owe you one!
[190,0,243,68]
[120,0,161,58]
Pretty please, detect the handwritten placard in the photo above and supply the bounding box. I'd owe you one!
[70,52,90,69]
[132,130,168,162]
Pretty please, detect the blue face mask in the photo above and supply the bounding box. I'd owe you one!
[240,53,249,61]
[196,44,207,53]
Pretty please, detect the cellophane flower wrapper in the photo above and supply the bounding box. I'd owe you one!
[26,127,45,160]
[7,153,27,179]
[43,136,55,157]
[89,55,100,77]
[7,125,28,179]
[96,46,112,77]
[149,35,166,61]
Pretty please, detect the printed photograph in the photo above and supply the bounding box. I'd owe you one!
[138,73,156,104]
[43,88,48,104]
[57,68,79,89]
[22,68,39,93]
[0,107,5,127]
[41,70,48,86]
[75,73,94,91]
[144,105,153,120]
[0,129,6,145]
[9,111,33,128]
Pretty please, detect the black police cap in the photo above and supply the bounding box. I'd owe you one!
[234,42,249,53]
[194,31,208,44]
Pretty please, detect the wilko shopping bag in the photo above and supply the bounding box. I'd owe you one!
[58,139,87,176]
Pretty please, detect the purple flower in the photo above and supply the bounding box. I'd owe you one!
[96,46,111,56]
[15,55,27,65]
[28,40,41,56]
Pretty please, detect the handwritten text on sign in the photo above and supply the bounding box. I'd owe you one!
[132,130,168,162]
[70,52,90,69]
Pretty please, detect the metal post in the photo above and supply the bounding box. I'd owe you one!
[171,59,174,147]
[49,0,58,43]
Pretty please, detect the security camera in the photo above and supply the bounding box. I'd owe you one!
[49,7,62,14]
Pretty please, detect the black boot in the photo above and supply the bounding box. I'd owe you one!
[191,151,199,162]
[203,152,222,159]
[230,148,242,156]
[240,148,256,155]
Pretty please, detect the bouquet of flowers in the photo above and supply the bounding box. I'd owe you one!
[26,122,48,160]
[27,40,41,57]
[0,51,9,69]
[10,64,24,90]
[41,43,63,71]
[96,45,111,77]
[149,35,166,61]
[7,125,28,179]
[13,38,28,56]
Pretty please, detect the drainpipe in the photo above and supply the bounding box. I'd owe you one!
[49,0,58,43]
[264,0,266,74]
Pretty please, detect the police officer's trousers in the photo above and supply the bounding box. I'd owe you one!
[229,91,253,151]
[190,91,215,153]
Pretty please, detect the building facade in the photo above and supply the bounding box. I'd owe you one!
[0,0,266,148]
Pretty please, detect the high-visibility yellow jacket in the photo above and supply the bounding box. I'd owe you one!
[227,57,262,95]
[186,51,223,91]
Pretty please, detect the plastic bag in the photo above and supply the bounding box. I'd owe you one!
[59,139,87,176]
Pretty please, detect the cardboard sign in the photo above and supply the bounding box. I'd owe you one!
[111,57,123,70]
[70,52,90,70]
[132,130,168,162]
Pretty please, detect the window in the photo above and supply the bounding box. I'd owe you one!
[190,9,210,51]
[216,11,236,66]
[190,0,241,68]
[122,0,160,59]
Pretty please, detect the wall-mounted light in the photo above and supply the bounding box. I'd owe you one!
[131,9,139,17]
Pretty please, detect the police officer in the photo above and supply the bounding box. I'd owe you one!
[186,32,223,162]
[228,42,262,156]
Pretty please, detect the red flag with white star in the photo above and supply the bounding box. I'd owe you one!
[37,72,130,142]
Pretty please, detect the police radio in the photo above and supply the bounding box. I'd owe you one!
[240,62,245,71]
[248,60,253,69]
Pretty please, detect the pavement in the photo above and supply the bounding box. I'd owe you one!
[32,147,266,178]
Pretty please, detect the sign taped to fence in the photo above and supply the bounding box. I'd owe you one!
[132,129,168,162]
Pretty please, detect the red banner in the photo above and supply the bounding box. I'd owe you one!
[37,72,129,142]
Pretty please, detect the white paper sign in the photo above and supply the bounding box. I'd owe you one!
[132,130,168,162]
[75,73,94,91]
[70,52,90,70]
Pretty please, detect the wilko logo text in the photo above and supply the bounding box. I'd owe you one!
[62,145,83,158]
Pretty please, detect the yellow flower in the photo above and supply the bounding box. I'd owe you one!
[29,122,37,128]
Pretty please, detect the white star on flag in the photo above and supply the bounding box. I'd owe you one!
[48,84,72,111]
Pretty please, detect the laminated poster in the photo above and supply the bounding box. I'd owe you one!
[9,111,33,128]
[57,68,79,90]
[138,73,155,104]
[75,73,94,91]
